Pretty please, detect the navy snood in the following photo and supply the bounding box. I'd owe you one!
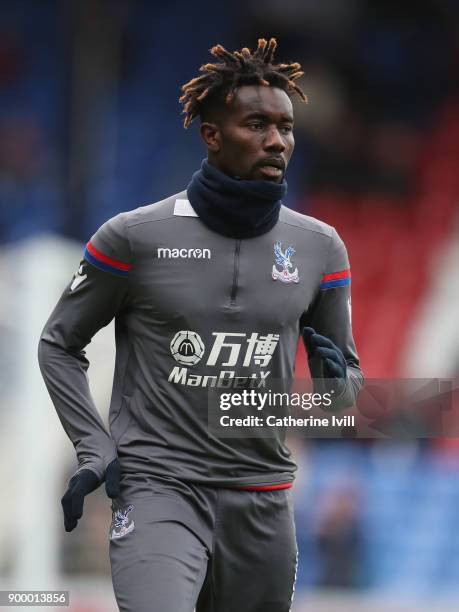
[187,159,287,239]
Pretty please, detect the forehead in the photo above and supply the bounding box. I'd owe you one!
[228,85,293,120]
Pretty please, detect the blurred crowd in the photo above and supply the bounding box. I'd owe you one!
[1,0,458,242]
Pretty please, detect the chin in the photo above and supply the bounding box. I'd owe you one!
[252,171,283,183]
[262,174,283,183]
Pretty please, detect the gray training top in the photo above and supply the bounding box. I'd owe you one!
[38,192,363,488]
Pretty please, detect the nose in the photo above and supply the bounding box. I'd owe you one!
[263,126,286,152]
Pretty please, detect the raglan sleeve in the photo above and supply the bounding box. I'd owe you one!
[301,227,364,409]
[38,213,132,480]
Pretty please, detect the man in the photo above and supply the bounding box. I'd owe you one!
[38,38,363,612]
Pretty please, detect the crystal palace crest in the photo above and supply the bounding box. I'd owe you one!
[272,242,299,284]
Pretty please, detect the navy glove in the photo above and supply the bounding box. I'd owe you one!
[61,458,120,532]
[302,327,347,384]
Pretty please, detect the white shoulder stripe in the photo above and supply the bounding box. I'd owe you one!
[173,198,199,217]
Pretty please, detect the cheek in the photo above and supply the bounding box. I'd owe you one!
[234,131,260,151]
[285,137,295,160]
[221,130,245,151]
[224,134,261,161]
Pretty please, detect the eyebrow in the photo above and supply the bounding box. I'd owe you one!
[243,111,294,123]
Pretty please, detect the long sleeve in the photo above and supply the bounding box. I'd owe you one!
[38,213,132,480]
[301,227,364,409]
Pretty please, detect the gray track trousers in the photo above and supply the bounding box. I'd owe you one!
[109,475,298,612]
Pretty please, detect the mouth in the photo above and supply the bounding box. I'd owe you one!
[258,165,283,179]
[257,158,285,180]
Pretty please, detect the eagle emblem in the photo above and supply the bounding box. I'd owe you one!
[272,242,299,284]
[110,504,135,540]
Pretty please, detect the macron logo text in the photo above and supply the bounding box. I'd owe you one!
[157,247,211,259]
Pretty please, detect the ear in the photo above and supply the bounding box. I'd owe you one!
[200,122,221,153]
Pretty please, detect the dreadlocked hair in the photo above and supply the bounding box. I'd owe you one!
[179,37,307,128]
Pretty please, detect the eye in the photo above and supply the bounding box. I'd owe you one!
[248,121,264,131]
[280,125,293,134]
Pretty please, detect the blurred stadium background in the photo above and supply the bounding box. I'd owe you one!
[1,0,459,610]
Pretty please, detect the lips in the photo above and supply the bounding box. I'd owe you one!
[258,157,285,171]
[259,166,283,178]
[257,157,285,179]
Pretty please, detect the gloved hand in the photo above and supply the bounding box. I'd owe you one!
[302,327,347,387]
[61,458,120,532]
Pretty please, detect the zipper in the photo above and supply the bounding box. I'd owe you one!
[230,240,241,305]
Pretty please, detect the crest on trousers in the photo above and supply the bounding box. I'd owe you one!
[272,242,299,284]
[110,504,135,540]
